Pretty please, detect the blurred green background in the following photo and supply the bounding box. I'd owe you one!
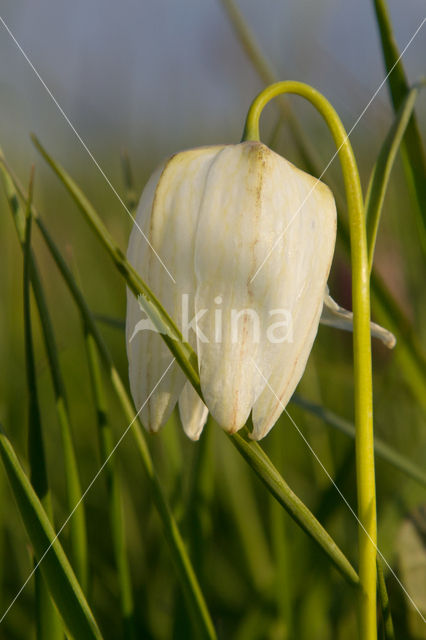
[0,1,425,638]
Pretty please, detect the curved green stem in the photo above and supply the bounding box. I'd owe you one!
[243,81,376,640]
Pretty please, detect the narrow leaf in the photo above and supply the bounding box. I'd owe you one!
[2,160,88,591]
[230,430,359,586]
[366,84,424,271]
[377,559,395,640]
[23,170,63,640]
[0,427,103,640]
[84,326,137,639]
[373,0,426,251]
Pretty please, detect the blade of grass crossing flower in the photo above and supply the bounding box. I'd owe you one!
[65,305,426,486]
[377,559,395,640]
[0,427,103,640]
[291,394,426,488]
[0,159,216,640]
[229,430,359,586]
[372,0,426,253]
[366,84,425,271]
[30,134,201,396]
[2,163,88,592]
[52,302,426,486]
[28,141,360,587]
[23,171,64,640]
[84,327,137,640]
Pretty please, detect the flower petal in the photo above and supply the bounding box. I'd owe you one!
[194,142,336,435]
[320,288,396,348]
[250,172,337,440]
[178,382,209,441]
[126,147,223,432]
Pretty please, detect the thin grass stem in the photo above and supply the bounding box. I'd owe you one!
[366,83,425,271]
[372,0,426,253]
[0,427,103,640]
[23,171,64,640]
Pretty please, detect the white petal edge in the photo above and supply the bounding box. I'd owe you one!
[126,148,223,433]
[250,174,337,440]
[178,382,209,441]
[195,143,301,432]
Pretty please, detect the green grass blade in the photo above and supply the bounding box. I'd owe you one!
[0,426,103,640]
[29,273,89,594]
[372,0,426,252]
[23,172,64,640]
[24,169,48,504]
[1,163,88,592]
[338,220,426,410]
[377,559,395,639]
[0,159,216,640]
[120,149,137,211]
[366,84,424,271]
[84,327,137,640]
[27,141,359,587]
[230,430,359,586]
[292,394,426,487]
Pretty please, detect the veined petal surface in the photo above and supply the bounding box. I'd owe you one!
[126,146,222,432]
[194,142,336,435]
[251,165,337,440]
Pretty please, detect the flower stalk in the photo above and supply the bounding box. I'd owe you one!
[243,81,376,640]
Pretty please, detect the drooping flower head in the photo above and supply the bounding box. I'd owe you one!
[126,141,337,440]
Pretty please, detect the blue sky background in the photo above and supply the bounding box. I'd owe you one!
[1,1,424,170]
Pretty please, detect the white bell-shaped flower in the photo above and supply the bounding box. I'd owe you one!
[126,141,339,440]
[127,141,396,441]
